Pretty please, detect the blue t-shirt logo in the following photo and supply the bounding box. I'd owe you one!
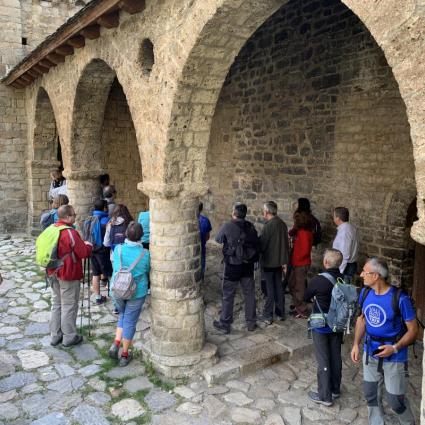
[364,304,387,328]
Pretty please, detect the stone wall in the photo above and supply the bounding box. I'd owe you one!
[0,0,87,234]
[204,0,416,284]
[101,79,148,219]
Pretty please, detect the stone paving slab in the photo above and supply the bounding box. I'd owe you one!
[0,236,421,425]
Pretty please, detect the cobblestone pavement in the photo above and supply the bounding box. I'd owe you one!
[0,236,421,424]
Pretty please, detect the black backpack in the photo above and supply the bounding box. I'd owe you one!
[110,222,127,250]
[225,221,259,265]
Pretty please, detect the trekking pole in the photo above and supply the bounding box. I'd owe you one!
[87,257,91,338]
[80,259,85,333]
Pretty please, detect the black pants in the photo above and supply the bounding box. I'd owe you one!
[312,331,343,402]
[263,268,284,319]
[219,276,256,330]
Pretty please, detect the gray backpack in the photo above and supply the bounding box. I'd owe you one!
[320,272,358,334]
[111,245,145,300]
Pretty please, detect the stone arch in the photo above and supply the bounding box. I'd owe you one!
[28,87,62,234]
[163,0,424,221]
[68,58,147,218]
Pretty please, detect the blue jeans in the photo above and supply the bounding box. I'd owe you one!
[114,297,145,340]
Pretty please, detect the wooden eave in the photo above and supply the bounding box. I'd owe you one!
[2,0,145,88]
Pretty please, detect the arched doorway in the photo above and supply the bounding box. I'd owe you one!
[29,87,62,234]
[69,59,147,221]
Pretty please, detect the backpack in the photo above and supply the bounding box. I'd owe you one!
[111,245,145,300]
[110,222,127,250]
[321,272,358,334]
[36,225,75,269]
[312,216,322,246]
[40,210,55,230]
[224,221,259,266]
[82,216,102,250]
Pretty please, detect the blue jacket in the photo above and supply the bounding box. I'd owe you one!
[137,211,150,244]
[110,240,150,299]
[92,210,109,247]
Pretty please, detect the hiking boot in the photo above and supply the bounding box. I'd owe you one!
[108,343,119,360]
[213,320,230,334]
[247,323,257,332]
[308,391,332,406]
[50,335,63,346]
[62,335,83,347]
[96,295,107,305]
[257,315,273,325]
[119,352,133,367]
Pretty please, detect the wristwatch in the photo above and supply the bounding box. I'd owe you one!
[392,345,398,354]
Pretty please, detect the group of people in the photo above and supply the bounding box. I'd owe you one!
[41,173,418,424]
[212,200,417,425]
[43,173,151,367]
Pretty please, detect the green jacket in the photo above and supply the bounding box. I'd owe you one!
[260,215,289,268]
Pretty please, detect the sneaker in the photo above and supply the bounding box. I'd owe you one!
[257,315,273,325]
[119,352,133,367]
[50,335,63,346]
[108,343,119,360]
[96,295,107,305]
[308,391,332,406]
[247,323,257,332]
[62,335,83,347]
[332,392,340,400]
[276,315,286,322]
[213,320,230,334]
[113,308,119,315]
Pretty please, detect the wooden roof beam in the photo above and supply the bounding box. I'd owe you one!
[20,74,34,83]
[80,25,100,40]
[39,59,56,68]
[55,45,74,56]
[46,53,65,64]
[27,69,41,78]
[33,64,49,74]
[97,11,120,28]
[67,35,85,48]
[119,0,145,14]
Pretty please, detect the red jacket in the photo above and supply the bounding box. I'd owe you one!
[291,228,313,266]
[48,221,92,281]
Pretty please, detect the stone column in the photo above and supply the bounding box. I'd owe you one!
[66,171,101,224]
[27,159,60,234]
[138,182,217,378]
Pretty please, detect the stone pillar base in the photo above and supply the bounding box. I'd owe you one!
[141,338,218,379]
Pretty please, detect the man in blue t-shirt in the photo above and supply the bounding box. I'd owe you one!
[351,257,417,425]
[198,202,212,280]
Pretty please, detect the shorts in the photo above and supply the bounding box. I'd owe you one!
[91,250,112,277]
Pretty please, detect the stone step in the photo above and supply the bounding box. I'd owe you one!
[203,341,288,384]
[203,327,314,384]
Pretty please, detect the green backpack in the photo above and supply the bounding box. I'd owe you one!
[35,224,74,269]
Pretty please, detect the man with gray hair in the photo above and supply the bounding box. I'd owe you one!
[304,248,344,406]
[351,257,417,425]
[258,201,289,324]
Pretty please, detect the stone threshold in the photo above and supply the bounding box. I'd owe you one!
[203,324,314,384]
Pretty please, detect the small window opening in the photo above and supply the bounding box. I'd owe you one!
[140,39,154,76]
[21,37,27,46]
